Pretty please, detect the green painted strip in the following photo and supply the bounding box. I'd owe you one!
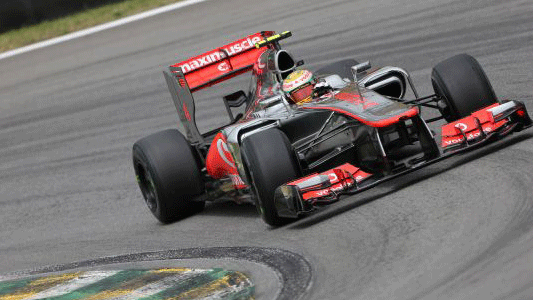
[0,272,83,300]
[108,270,201,300]
[110,271,180,291]
[25,271,120,300]
[0,278,33,296]
[141,269,229,300]
[0,269,255,299]
[163,271,253,299]
[47,270,149,300]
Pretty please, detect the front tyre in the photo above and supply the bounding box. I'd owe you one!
[432,53,498,122]
[132,129,205,223]
[241,129,300,226]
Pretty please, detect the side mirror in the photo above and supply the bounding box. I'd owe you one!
[223,90,247,107]
[351,61,371,98]
[351,61,372,83]
[351,61,371,75]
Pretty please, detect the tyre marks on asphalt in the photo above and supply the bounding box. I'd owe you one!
[0,269,253,300]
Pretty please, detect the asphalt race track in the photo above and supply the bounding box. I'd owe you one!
[1,0,533,299]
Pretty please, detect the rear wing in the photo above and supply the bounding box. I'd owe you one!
[163,31,275,144]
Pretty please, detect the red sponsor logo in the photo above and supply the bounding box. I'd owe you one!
[442,127,493,146]
[178,36,262,74]
[206,133,248,189]
[441,104,509,148]
[217,62,229,72]
[455,123,468,131]
[182,103,191,121]
[312,181,354,197]
[290,163,372,200]
[216,138,235,168]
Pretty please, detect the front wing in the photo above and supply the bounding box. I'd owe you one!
[274,100,532,219]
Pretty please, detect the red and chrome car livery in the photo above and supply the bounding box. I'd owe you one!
[132,31,532,226]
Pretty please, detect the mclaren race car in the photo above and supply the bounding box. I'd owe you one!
[132,31,532,226]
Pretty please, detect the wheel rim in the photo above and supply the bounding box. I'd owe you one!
[438,97,454,121]
[433,80,456,122]
[135,162,158,212]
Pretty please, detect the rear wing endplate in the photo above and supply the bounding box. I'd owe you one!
[163,69,203,143]
[164,31,275,144]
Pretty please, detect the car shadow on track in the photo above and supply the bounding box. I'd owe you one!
[287,132,533,229]
[202,201,258,218]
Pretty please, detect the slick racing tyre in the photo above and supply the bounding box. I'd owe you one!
[432,53,498,122]
[316,58,359,80]
[133,129,205,223]
[241,128,301,226]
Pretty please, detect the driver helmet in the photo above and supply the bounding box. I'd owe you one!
[282,69,316,104]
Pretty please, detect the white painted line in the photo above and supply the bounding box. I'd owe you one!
[0,0,209,61]
[108,269,210,300]
[24,270,120,300]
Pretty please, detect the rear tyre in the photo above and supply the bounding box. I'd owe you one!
[241,129,300,226]
[132,129,205,223]
[316,58,359,80]
[431,53,498,122]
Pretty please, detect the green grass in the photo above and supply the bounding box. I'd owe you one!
[0,0,184,53]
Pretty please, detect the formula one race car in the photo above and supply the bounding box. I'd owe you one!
[132,31,532,226]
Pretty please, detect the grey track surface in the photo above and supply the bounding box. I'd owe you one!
[1,0,533,299]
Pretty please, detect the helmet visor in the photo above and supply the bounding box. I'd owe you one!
[289,83,314,104]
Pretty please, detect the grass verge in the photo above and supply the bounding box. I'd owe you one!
[0,0,183,53]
